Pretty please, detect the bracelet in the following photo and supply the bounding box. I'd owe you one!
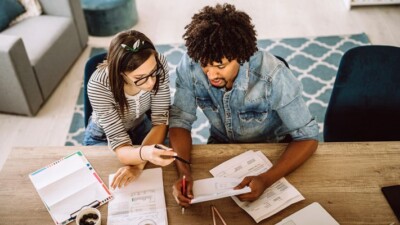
[139,145,145,161]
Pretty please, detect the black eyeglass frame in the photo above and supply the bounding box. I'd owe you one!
[123,59,163,86]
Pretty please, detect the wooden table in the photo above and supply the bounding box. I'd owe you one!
[0,142,399,225]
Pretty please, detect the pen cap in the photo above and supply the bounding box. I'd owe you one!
[76,207,101,225]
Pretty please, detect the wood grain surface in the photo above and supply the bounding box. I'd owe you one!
[0,142,399,225]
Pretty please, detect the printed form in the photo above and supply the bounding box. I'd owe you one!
[210,150,304,223]
[108,168,168,225]
[191,177,251,204]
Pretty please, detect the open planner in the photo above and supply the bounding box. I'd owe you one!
[29,151,113,225]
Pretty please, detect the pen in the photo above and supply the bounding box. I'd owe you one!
[181,175,186,214]
[173,156,191,165]
[154,144,191,165]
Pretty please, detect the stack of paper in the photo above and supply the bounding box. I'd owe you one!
[210,150,304,223]
[108,168,168,225]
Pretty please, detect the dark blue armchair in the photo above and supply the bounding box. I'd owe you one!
[324,45,400,142]
[84,52,107,127]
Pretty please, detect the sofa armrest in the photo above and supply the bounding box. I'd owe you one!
[40,0,88,48]
[0,35,43,115]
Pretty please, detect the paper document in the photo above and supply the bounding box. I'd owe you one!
[191,177,251,204]
[29,151,112,225]
[108,168,168,225]
[210,150,305,223]
[275,202,340,225]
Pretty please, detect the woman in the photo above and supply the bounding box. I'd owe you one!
[83,30,175,189]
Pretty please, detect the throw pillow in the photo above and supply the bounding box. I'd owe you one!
[0,0,26,31]
[10,0,43,25]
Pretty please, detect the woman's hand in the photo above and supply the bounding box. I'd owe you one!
[140,144,176,166]
[111,165,143,189]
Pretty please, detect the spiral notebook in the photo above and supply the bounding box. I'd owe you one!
[29,151,113,225]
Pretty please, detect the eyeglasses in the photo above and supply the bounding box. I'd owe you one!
[124,63,162,86]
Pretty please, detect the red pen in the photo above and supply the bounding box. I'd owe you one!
[181,175,186,214]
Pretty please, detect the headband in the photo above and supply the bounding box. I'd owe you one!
[121,39,154,53]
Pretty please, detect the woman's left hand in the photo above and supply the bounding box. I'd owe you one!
[111,165,143,189]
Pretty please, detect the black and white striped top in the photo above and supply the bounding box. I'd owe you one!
[88,54,170,150]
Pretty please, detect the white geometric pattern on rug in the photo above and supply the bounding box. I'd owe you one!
[65,33,370,146]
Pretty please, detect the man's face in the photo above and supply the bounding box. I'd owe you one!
[201,58,240,90]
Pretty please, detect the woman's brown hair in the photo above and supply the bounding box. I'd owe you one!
[101,30,166,115]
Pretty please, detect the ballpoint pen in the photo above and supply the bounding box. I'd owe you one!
[154,144,191,164]
[181,175,186,215]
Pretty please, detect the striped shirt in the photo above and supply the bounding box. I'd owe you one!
[88,54,170,150]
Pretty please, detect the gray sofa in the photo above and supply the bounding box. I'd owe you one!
[0,0,88,116]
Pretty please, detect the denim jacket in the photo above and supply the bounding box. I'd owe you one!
[169,51,319,143]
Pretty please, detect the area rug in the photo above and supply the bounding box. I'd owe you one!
[65,33,370,146]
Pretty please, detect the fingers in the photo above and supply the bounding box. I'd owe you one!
[159,150,177,156]
[156,151,177,166]
[186,179,194,198]
[236,176,266,202]
[236,189,261,202]
[117,175,130,189]
[111,166,141,190]
[234,176,252,190]
[122,176,135,187]
[155,144,173,151]
[236,192,255,202]
[111,168,124,189]
[172,179,192,208]
[146,147,176,166]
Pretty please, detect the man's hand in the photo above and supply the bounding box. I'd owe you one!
[234,175,267,202]
[172,175,194,208]
[111,165,143,189]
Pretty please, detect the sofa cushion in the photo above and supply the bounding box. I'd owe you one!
[10,0,43,25]
[2,15,83,99]
[0,0,25,31]
[2,15,74,64]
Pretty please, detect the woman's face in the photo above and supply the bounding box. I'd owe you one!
[123,54,159,92]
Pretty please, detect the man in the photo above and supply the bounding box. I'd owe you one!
[169,4,319,208]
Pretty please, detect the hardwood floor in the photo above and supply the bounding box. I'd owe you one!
[1,0,399,170]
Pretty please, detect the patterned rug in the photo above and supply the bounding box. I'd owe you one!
[65,33,370,146]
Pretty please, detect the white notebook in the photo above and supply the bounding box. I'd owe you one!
[275,202,340,225]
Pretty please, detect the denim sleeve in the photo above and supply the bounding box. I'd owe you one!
[271,66,319,140]
[169,55,198,131]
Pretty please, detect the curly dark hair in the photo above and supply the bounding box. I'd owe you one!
[183,3,258,66]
